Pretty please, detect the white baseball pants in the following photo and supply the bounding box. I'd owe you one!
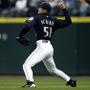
[23,40,70,82]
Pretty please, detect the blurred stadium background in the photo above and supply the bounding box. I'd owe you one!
[0,0,90,76]
[0,0,90,17]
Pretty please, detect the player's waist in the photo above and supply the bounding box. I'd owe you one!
[36,40,50,44]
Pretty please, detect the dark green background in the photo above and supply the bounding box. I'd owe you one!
[0,23,90,75]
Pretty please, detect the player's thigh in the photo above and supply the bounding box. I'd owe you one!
[24,50,47,67]
[43,56,56,71]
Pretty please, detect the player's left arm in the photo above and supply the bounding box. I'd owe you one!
[19,16,38,38]
[54,2,72,29]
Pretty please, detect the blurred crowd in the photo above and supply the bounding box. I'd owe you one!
[0,0,90,17]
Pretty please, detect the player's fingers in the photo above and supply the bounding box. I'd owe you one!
[58,2,64,8]
[58,2,65,9]
[58,2,64,6]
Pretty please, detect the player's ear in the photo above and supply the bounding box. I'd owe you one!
[43,9,48,13]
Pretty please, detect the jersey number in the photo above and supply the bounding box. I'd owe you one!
[44,27,52,38]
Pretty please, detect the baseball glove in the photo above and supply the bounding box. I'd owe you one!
[16,37,30,46]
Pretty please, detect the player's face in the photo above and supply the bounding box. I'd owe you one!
[38,8,45,14]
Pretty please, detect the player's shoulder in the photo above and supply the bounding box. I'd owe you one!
[34,14,45,19]
[28,15,38,20]
[26,15,39,23]
[31,14,43,21]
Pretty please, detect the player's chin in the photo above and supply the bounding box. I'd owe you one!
[37,11,42,14]
[38,11,40,14]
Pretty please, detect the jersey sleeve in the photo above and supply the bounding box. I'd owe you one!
[19,25,30,37]
[18,16,38,37]
[25,16,38,28]
[54,9,72,29]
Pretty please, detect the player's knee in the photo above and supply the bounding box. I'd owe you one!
[49,68,61,75]
[23,63,29,69]
[23,63,25,69]
[49,68,57,74]
[23,63,32,69]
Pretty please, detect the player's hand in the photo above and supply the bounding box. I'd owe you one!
[16,37,31,46]
[58,2,66,10]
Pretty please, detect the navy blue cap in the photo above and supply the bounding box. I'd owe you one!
[39,2,51,12]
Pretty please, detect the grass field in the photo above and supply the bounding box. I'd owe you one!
[0,76,90,90]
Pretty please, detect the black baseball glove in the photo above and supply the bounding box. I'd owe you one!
[16,37,30,46]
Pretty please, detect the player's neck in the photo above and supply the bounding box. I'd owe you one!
[39,13,48,15]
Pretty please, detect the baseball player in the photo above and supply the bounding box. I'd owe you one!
[17,2,77,88]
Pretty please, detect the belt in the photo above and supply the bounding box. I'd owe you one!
[37,40,50,44]
[42,40,48,43]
